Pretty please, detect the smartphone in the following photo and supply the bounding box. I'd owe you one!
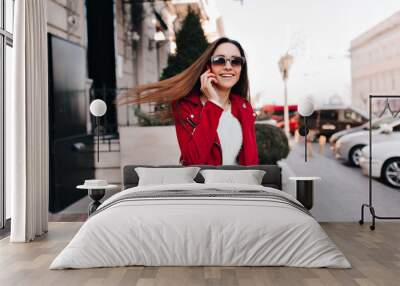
[204,64,211,72]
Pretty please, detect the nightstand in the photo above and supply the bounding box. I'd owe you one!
[77,181,119,215]
[289,177,321,210]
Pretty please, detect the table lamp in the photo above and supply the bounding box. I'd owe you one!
[89,99,107,162]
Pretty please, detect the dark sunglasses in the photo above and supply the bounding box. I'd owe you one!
[210,55,246,67]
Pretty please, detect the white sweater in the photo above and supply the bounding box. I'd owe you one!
[200,99,243,164]
[217,106,243,165]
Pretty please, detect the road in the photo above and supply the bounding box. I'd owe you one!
[279,140,400,222]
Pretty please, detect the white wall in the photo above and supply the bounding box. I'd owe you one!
[119,126,181,168]
[47,0,86,46]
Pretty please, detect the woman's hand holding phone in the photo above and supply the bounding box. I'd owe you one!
[200,66,222,108]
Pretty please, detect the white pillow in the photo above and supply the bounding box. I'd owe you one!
[200,169,266,185]
[135,167,201,186]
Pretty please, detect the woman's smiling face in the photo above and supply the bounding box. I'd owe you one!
[210,43,243,91]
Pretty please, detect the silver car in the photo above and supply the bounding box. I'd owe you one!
[335,119,400,166]
[359,141,400,188]
[329,116,395,146]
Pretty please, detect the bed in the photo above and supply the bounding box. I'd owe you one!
[50,165,351,269]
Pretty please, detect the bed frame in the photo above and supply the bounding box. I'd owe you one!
[123,165,282,190]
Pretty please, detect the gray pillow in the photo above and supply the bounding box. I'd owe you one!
[200,169,266,185]
[135,167,201,186]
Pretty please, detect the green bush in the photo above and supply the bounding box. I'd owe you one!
[255,124,289,164]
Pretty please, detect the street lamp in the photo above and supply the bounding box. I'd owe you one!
[90,99,107,162]
[298,98,314,162]
[278,53,294,138]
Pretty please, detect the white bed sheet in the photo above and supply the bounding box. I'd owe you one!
[50,183,351,269]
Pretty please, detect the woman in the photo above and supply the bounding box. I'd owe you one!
[119,37,258,166]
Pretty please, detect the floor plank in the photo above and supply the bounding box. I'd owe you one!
[0,222,399,286]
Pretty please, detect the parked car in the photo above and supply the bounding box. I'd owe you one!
[335,119,400,166]
[359,141,400,188]
[299,106,368,140]
[329,116,395,147]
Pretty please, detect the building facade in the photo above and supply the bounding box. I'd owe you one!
[45,0,149,210]
[350,11,400,115]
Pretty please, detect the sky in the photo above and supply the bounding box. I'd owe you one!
[215,0,400,107]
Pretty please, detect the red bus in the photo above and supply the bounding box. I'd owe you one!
[262,104,299,134]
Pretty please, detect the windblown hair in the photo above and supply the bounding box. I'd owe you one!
[117,37,250,107]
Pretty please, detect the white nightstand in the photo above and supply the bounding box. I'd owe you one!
[289,177,321,210]
[77,181,119,215]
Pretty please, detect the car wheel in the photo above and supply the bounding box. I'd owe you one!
[348,145,365,166]
[382,158,400,189]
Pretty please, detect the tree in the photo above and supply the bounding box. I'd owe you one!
[160,7,209,80]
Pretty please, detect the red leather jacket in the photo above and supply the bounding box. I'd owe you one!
[171,91,259,166]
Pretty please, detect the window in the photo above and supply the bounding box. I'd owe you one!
[345,110,364,123]
[4,44,11,220]
[1,0,14,230]
[319,110,338,121]
[393,124,400,132]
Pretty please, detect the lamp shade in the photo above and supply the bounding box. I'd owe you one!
[90,99,107,117]
[298,99,314,117]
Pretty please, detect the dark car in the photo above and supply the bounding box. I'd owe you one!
[299,106,368,140]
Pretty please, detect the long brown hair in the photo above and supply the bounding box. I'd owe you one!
[118,37,250,107]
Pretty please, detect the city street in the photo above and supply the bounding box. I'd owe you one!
[280,139,400,222]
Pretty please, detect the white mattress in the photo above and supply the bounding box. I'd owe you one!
[50,183,351,269]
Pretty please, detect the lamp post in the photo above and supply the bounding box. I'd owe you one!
[298,98,314,162]
[90,99,107,162]
[278,53,293,138]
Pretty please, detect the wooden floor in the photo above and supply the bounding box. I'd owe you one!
[0,222,399,286]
